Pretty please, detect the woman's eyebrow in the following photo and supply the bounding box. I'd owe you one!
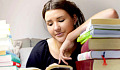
[46,20,52,22]
[57,16,63,19]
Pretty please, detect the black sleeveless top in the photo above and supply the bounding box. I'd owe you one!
[26,40,81,70]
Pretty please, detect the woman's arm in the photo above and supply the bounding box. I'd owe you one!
[59,8,119,65]
[68,8,119,41]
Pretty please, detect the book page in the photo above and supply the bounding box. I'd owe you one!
[93,59,120,70]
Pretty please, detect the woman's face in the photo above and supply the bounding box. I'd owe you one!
[45,9,75,43]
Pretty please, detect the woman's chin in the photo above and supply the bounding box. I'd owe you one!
[55,37,66,43]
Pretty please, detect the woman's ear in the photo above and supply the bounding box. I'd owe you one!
[73,14,77,25]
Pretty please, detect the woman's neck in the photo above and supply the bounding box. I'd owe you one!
[53,38,62,50]
[47,38,77,59]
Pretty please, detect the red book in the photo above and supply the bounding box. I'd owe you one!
[81,38,120,53]
[0,61,21,67]
[76,59,120,70]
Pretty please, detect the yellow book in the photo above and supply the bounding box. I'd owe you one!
[91,19,120,25]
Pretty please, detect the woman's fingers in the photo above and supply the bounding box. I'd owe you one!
[59,49,72,65]
[62,59,68,65]
[58,58,61,64]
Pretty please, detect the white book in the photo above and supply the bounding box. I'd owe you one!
[0,20,6,24]
[0,30,10,35]
[0,34,9,38]
[91,25,120,29]
[78,51,120,61]
[0,24,10,29]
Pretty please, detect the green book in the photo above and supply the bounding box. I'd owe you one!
[77,30,91,43]
[0,54,20,63]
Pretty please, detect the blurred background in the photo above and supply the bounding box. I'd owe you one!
[0,0,119,40]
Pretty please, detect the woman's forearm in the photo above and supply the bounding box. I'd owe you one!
[67,8,119,41]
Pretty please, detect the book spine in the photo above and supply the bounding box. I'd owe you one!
[77,30,92,44]
[11,55,20,63]
[77,51,91,61]
[76,60,93,70]
[13,61,21,67]
[6,51,17,56]
[81,39,90,53]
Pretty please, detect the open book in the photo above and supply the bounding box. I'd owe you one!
[46,65,73,70]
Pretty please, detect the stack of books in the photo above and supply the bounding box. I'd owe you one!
[0,20,21,70]
[76,19,120,70]
[0,20,13,51]
[0,50,21,70]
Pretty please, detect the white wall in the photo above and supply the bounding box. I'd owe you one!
[0,0,50,40]
[0,0,120,40]
[73,0,120,20]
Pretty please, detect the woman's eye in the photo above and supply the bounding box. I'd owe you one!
[59,19,64,22]
[48,23,53,26]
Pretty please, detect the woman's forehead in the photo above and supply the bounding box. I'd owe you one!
[45,9,70,21]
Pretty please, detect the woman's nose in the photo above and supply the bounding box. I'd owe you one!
[54,22,61,31]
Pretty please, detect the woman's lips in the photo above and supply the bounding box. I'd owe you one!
[56,32,63,37]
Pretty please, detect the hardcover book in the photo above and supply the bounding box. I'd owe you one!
[76,59,120,70]
[91,19,120,25]
[77,51,120,61]
[81,38,120,53]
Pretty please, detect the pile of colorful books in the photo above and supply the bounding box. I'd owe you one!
[0,50,21,70]
[0,20,21,70]
[76,19,120,70]
[0,20,13,51]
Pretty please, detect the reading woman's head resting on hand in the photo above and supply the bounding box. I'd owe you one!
[42,0,85,66]
[42,0,85,31]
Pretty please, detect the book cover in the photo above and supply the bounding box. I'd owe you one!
[0,66,18,70]
[91,19,120,25]
[81,38,120,53]
[0,54,20,63]
[0,61,21,67]
[46,65,73,70]
[76,59,120,70]
[77,51,120,61]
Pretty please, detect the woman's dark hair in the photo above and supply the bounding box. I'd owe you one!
[42,0,85,28]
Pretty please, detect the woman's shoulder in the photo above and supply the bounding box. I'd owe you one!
[32,39,49,53]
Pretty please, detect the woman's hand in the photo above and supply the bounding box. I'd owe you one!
[59,38,74,65]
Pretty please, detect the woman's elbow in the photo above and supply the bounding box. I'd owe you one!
[107,8,119,18]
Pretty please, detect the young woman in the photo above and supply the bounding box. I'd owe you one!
[26,0,119,70]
